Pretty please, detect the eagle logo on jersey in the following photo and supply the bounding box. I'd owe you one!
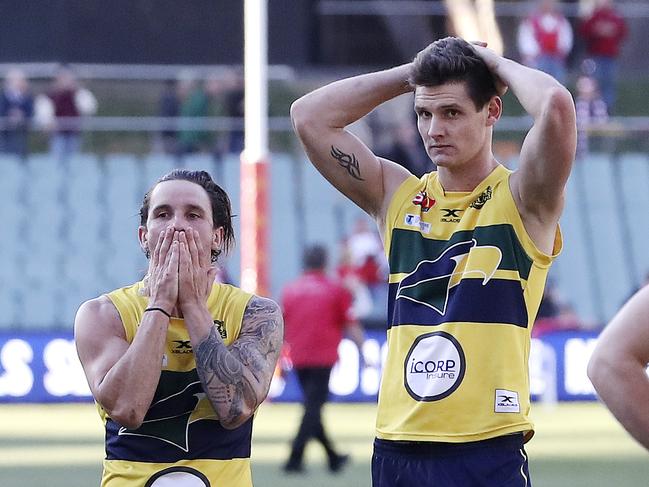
[395,239,502,316]
[412,191,435,212]
[117,370,216,452]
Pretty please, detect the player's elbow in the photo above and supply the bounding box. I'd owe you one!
[220,405,255,430]
[587,346,614,393]
[109,405,147,430]
[102,394,149,429]
[544,87,576,129]
[290,97,315,137]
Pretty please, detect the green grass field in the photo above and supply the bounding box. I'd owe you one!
[0,402,647,487]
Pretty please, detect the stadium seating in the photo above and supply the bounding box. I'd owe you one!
[1,152,646,330]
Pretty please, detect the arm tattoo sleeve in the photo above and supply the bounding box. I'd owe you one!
[331,145,365,181]
[194,296,283,427]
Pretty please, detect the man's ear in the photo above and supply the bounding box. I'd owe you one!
[212,227,224,255]
[138,226,149,256]
[486,96,502,127]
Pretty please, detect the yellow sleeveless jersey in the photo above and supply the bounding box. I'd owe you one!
[101,281,253,487]
[377,165,562,443]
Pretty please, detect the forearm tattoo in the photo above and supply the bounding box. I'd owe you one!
[331,145,364,181]
[194,296,283,426]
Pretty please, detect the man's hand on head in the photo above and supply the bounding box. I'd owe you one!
[470,41,508,97]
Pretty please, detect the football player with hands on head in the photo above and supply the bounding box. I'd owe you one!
[291,36,576,487]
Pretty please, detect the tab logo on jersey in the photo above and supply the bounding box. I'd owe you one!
[404,331,465,401]
[404,214,431,233]
[495,389,520,413]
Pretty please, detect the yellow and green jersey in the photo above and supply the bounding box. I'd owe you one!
[377,165,562,443]
[100,281,253,487]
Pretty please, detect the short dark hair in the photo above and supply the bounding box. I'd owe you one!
[409,37,498,111]
[139,169,235,262]
[303,244,327,271]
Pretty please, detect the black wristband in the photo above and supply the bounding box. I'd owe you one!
[145,307,172,319]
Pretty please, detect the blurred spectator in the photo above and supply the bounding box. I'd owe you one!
[518,0,573,83]
[337,218,389,322]
[177,71,212,154]
[578,0,627,113]
[35,65,97,160]
[532,280,584,337]
[0,68,34,158]
[346,217,386,287]
[336,242,374,320]
[219,68,245,156]
[380,118,434,178]
[575,73,608,157]
[281,244,363,474]
[156,78,180,154]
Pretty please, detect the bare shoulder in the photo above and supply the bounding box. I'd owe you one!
[74,295,126,343]
[377,156,413,217]
[605,286,649,344]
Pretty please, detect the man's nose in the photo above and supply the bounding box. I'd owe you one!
[168,218,187,232]
[427,117,443,138]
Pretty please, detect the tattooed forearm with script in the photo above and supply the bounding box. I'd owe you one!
[331,145,365,181]
[194,296,283,429]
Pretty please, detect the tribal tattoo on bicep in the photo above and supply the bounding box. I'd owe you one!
[194,296,283,427]
[331,145,365,181]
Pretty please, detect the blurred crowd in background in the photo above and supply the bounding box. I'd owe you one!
[0,0,642,333]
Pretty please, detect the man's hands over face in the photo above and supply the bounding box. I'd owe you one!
[178,228,218,311]
[147,227,217,314]
[147,226,180,312]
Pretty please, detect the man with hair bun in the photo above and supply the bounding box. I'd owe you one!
[75,169,283,487]
[291,36,576,486]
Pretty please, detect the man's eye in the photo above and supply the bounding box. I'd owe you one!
[157,212,168,218]
[446,110,459,118]
[189,213,200,219]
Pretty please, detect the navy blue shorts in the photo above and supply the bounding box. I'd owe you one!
[372,434,531,487]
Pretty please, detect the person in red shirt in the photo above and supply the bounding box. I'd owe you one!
[579,0,627,112]
[517,0,573,83]
[281,244,365,474]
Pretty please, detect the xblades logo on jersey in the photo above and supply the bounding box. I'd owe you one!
[395,239,502,315]
[440,208,463,223]
[172,340,192,354]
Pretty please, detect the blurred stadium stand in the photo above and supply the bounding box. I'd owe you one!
[0,1,648,332]
[0,152,367,330]
[1,144,649,331]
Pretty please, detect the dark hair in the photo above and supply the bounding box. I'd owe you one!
[139,169,235,262]
[409,37,498,111]
[303,244,327,271]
